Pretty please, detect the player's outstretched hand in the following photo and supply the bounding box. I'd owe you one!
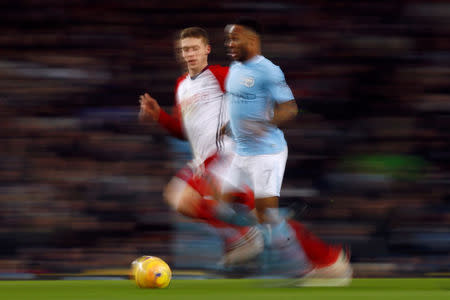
[139,93,161,122]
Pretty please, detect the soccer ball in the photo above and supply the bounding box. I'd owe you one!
[131,256,172,288]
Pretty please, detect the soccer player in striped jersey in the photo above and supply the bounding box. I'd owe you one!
[139,27,263,264]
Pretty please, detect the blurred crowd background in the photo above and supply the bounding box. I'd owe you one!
[0,0,448,278]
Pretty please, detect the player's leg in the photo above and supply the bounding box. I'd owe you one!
[250,149,351,281]
[247,149,312,276]
[211,153,259,227]
[210,154,265,265]
[249,148,288,223]
[288,220,341,268]
[254,196,278,223]
[225,184,345,269]
[164,162,231,227]
[164,176,203,219]
[165,160,261,265]
[288,220,353,286]
[215,150,351,278]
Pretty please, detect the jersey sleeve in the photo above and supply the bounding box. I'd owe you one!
[208,65,229,93]
[266,65,294,103]
[156,74,187,140]
[157,105,185,140]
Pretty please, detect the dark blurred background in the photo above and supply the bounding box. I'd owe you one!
[0,0,448,278]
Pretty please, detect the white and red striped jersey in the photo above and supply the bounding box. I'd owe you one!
[158,65,231,165]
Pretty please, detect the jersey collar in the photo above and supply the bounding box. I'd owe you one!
[189,65,209,80]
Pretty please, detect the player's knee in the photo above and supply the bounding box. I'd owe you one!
[174,201,194,217]
[163,184,179,210]
[164,183,197,217]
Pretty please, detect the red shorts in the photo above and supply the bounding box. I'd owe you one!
[175,154,220,198]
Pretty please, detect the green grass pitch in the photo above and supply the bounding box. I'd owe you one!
[0,279,448,300]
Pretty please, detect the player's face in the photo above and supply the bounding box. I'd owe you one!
[225,25,249,62]
[180,37,210,72]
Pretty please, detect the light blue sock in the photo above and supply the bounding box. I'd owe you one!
[258,219,311,277]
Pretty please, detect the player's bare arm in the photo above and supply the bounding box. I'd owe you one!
[139,93,161,123]
[270,99,298,126]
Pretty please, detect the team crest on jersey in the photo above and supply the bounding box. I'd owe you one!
[242,76,255,88]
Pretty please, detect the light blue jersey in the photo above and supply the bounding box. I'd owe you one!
[226,55,294,156]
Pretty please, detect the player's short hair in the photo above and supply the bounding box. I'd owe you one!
[180,27,209,45]
[234,17,262,35]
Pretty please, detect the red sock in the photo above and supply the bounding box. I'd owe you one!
[195,197,250,244]
[194,183,255,228]
[288,220,341,268]
[194,197,226,227]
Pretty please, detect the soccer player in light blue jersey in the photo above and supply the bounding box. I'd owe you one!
[219,18,310,277]
[223,18,298,225]
[218,18,353,283]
